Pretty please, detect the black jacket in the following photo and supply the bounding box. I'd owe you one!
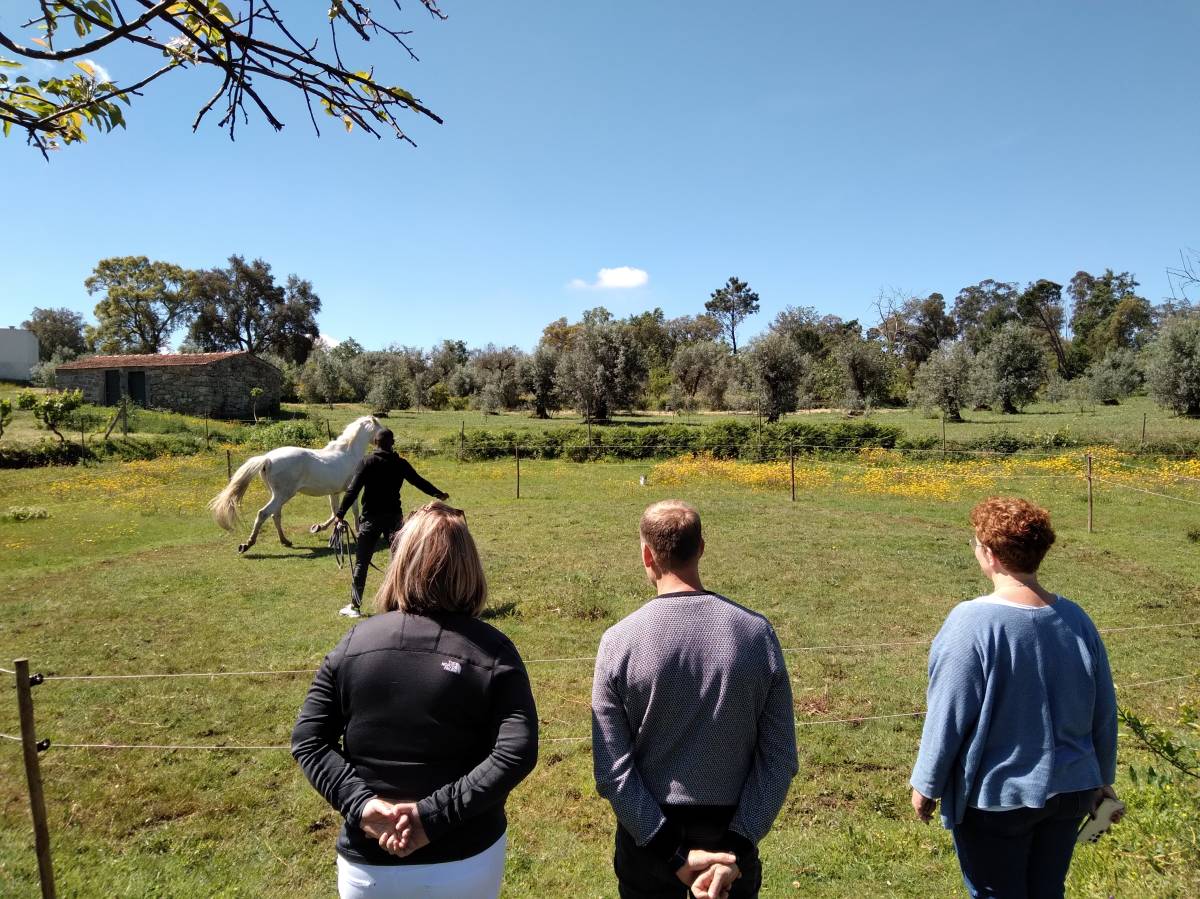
[291,611,539,865]
[337,450,442,523]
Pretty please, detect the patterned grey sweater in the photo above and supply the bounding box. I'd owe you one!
[591,590,797,848]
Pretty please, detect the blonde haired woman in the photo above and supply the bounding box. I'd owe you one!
[293,502,538,898]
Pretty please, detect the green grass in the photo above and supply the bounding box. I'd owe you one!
[1,448,1198,897]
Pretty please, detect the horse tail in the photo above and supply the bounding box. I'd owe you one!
[208,455,269,531]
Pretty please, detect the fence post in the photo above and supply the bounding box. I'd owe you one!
[204,411,211,450]
[1140,413,1147,450]
[789,443,796,502]
[941,415,947,459]
[326,419,333,441]
[121,397,128,438]
[460,420,465,461]
[14,659,56,899]
[226,449,233,481]
[515,444,521,499]
[1086,453,1094,533]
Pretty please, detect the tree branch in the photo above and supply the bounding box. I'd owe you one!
[0,2,171,61]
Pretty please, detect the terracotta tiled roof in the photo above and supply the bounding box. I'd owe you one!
[57,351,249,370]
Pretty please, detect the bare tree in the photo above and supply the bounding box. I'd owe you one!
[0,1,445,157]
[1167,248,1200,305]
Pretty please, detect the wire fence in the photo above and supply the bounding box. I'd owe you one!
[3,670,1194,751]
[4,619,1196,752]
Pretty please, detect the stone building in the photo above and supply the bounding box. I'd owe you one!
[56,351,283,419]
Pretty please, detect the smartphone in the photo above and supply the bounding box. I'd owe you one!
[1076,798,1125,844]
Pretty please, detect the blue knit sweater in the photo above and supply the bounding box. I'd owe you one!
[910,596,1118,828]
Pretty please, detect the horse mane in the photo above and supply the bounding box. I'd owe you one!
[326,416,374,451]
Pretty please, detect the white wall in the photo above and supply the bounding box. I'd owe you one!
[0,328,39,381]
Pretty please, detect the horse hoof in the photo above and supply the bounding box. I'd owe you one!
[238,544,249,554]
[280,540,294,548]
[309,524,321,534]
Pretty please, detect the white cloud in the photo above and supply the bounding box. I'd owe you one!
[317,334,342,349]
[80,59,112,82]
[569,266,649,290]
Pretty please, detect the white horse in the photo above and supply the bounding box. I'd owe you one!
[209,416,383,554]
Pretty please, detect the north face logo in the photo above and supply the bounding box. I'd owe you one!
[441,660,462,674]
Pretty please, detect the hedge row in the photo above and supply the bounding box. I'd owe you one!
[0,435,210,469]
[439,420,905,462]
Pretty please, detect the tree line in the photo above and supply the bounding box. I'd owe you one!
[20,259,1200,419]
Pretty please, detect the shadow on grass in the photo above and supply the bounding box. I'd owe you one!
[240,546,341,560]
[481,600,519,620]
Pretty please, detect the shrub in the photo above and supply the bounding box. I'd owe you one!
[3,506,50,521]
[0,441,91,468]
[93,436,208,461]
[31,389,84,442]
[237,419,326,452]
[972,431,1033,455]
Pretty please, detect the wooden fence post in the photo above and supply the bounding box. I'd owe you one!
[1141,413,1147,450]
[515,444,521,499]
[1086,453,1094,534]
[790,443,796,502]
[460,421,465,461]
[226,449,233,481]
[14,659,56,899]
[941,415,947,459]
[204,411,211,450]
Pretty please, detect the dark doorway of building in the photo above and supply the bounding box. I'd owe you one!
[104,370,121,406]
[128,371,147,406]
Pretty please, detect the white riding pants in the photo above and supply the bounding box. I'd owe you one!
[336,833,507,899]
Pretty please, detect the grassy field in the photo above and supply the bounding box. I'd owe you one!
[1,432,1198,895]
[5,379,1199,453]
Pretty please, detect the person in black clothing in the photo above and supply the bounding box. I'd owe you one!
[292,501,538,899]
[335,428,448,618]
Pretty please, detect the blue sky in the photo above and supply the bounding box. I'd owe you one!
[1,0,1198,350]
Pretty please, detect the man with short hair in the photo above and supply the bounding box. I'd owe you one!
[592,500,797,898]
[334,428,447,618]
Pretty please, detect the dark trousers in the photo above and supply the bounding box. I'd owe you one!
[613,806,762,899]
[951,789,1098,899]
[349,515,402,609]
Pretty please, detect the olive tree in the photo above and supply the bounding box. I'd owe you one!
[1084,348,1142,406]
[743,332,804,422]
[1143,314,1200,416]
[972,323,1047,413]
[909,340,974,421]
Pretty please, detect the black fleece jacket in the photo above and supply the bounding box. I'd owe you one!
[337,450,443,523]
[292,611,539,865]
